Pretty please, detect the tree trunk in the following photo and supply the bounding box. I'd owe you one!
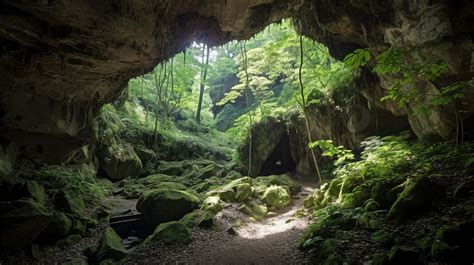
[196,44,210,123]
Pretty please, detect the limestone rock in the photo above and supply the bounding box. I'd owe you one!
[97,141,143,181]
[136,189,200,228]
[180,210,214,228]
[262,186,291,209]
[55,190,86,217]
[43,212,73,238]
[96,227,128,262]
[145,221,192,244]
[0,198,53,250]
[387,178,433,223]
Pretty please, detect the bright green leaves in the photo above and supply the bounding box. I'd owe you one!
[343,48,371,69]
[309,140,354,166]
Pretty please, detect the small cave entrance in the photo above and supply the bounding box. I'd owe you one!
[259,133,296,176]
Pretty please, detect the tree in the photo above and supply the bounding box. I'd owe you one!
[297,35,322,183]
[196,44,210,123]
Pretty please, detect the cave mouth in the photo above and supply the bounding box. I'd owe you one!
[259,133,296,176]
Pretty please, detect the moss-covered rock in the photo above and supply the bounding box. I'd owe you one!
[238,201,268,219]
[236,116,287,176]
[388,246,421,264]
[96,227,127,262]
[97,140,143,181]
[201,196,224,213]
[235,183,253,202]
[371,179,403,209]
[318,238,341,262]
[145,221,192,244]
[43,212,73,238]
[180,210,214,228]
[137,189,200,227]
[0,180,46,205]
[71,218,86,234]
[387,178,433,223]
[0,198,53,250]
[55,190,86,216]
[135,146,156,163]
[255,175,301,195]
[371,253,389,265]
[262,186,291,209]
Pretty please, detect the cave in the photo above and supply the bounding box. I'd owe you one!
[259,133,296,176]
[1,1,474,264]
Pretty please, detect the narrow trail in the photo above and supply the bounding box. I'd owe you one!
[125,180,317,264]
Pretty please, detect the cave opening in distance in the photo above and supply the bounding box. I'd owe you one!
[259,133,296,176]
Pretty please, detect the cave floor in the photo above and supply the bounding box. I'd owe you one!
[123,179,317,264]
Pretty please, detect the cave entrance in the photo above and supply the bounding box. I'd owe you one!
[259,133,296,176]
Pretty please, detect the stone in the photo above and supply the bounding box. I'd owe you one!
[237,116,287,176]
[235,183,253,202]
[388,246,421,264]
[371,253,389,265]
[43,212,73,238]
[0,180,46,205]
[96,228,128,262]
[262,186,291,209]
[136,189,200,228]
[145,221,192,244]
[55,190,86,217]
[0,198,53,250]
[84,244,98,258]
[238,201,268,219]
[387,178,433,223]
[97,141,143,181]
[135,147,156,163]
[180,210,214,228]
[201,196,224,213]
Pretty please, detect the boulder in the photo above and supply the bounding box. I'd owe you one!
[387,178,433,223]
[135,147,156,163]
[388,246,421,264]
[96,228,128,262]
[255,174,301,195]
[0,180,46,205]
[262,186,291,209]
[136,189,200,228]
[0,198,53,250]
[180,210,214,228]
[43,212,73,238]
[235,183,253,202]
[238,201,268,219]
[55,190,86,216]
[145,221,192,244]
[201,196,224,213]
[97,141,143,181]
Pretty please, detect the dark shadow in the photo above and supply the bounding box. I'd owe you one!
[259,133,296,176]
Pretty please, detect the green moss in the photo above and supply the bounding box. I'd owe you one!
[201,196,224,213]
[388,246,420,264]
[387,178,432,223]
[43,212,72,238]
[235,183,253,202]
[145,221,192,244]
[371,253,389,265]
[26,181,46,205]
[55,190,86,217]
[0,198,53,250]
[96,228,127,262]
[238,201,268,219]
[137,189,200,227]
[179,210,214,228]
[255,175,301,195]
[262,186,291,209]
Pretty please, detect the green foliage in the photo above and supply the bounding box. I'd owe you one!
[36,165,111,207]
[309,140,354,166]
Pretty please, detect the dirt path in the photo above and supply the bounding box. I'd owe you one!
[125,181,316,264]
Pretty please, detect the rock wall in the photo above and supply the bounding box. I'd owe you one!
[295,0,474,141]
[0,0,303,163]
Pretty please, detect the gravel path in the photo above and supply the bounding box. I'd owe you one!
[124,181,316,264]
